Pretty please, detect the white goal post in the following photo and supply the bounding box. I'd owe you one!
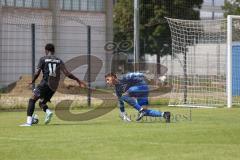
[166,15,240,108]
[227,15,240,108]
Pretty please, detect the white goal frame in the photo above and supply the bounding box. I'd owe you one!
[167,15,240,108]
[227,15,240,108]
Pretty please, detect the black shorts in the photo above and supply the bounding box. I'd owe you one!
[33,83,55,102]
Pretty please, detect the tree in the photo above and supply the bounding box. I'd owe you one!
[222,0,240,17]
[113,0,134,46]
[113,0,203,74]
[223,0,240,42]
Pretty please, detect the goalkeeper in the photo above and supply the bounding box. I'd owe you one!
[105,72,170,122]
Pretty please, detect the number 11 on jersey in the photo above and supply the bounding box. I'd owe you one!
[48,63,57,77]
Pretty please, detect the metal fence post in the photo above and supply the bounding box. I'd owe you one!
[31,23,35,90]
[87,25,91,107]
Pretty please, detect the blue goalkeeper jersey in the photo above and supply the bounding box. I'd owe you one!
[114,72,146,98]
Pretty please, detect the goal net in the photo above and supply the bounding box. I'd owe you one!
[166,15,240,108]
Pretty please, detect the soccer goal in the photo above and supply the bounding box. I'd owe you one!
[166,15,240,108]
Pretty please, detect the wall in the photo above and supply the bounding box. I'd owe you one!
[0,7,108,87]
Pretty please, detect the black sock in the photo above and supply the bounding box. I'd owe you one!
[27,99,36,116]
[42,104,49,112]
[39,101,48,112]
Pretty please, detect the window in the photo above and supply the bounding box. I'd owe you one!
[25,0,33,8]
[88,0,95,11]
[63,0,72,10]
[41,0,49,8]
[33,0,41,8]
[2,0,49,8]
[96,0,104,11]
[16,0,24,7]
[1,0,104,11]
[80,0,88,11]
[72,0,80,11]
[1,0,6,6]
[6,0,14,6]
[60,0,64,9]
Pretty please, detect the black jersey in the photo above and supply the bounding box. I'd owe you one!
[37,55,64,91]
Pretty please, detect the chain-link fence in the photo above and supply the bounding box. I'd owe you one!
[0,0,230,111]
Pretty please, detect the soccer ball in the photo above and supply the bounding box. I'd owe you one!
[32,114,39,124]
[159,75,167,82]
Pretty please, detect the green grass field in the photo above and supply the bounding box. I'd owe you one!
[0,107,240,160]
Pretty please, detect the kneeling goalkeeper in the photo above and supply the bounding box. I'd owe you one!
[105,72,170,122]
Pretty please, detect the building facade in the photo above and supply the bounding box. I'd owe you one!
[200,0,225,19]
[0,0,113,87]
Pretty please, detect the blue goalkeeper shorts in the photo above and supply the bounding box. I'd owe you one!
[126,85,149,106]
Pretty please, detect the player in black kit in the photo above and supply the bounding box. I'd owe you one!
[20,43,86,126]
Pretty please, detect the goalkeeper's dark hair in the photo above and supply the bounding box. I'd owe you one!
[105,72,117,79]
[45,43,55,54]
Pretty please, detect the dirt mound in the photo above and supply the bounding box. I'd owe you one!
[6,75,85,95]
[7,75,38,95]
[0,75,105,109]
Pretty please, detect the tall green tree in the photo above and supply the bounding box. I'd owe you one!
[223,0,240,42]
[114,0,203,57]
[113,0,134,46]
[222,0,240,17]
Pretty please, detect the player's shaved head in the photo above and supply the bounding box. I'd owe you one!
[45,43,55,54]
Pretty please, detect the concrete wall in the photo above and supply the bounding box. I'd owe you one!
[0,8,109,87]
[145,43,227,76]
